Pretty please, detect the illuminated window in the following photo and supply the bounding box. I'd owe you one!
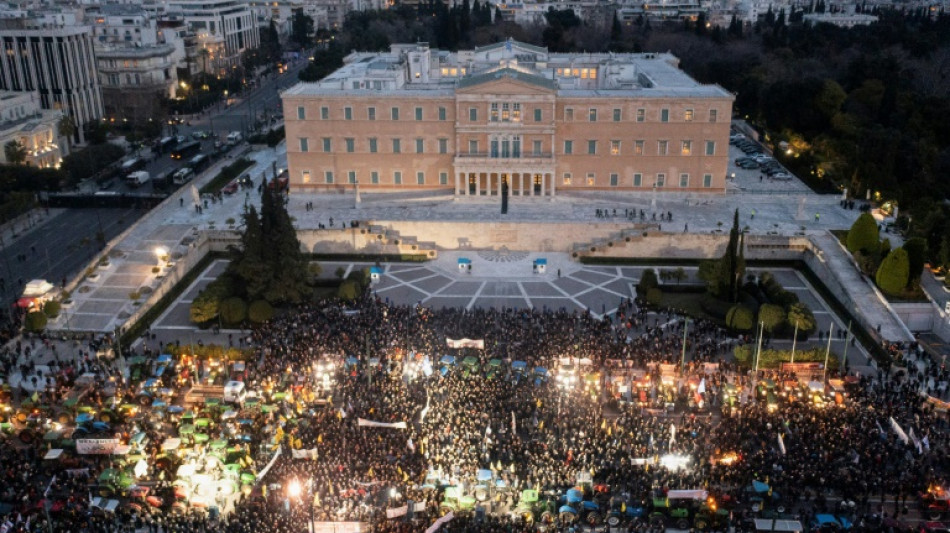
[684,109,694,121]
[658,140,668,155]
[610,140,620,155]
[634,140,644,155]
[586,173,595,185]
[563,173,572,185]
[302,170,311,183]
[491,103,499,122]
[512,103,520,122]
[681,140,691,156]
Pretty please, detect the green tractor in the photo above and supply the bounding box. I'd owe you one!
[97,467,136,498]
[461,356,480,379]
[439,486,477,516]
[513,489,556,525]
[649,489,729,531]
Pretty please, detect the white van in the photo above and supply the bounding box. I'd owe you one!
[226,131,243,146]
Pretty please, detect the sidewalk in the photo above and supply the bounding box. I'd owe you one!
[0,208,64,251]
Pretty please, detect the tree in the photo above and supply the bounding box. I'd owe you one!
[637,269,659,298]
[259,183,312,304]
[337,280,361,301]
[3,140,27,165]
[876,248,910,295]
[248,300,274,323]
[758,303,785,332]
[846,213,880,254]
[291,9,315,47]
[219,297,247,324]
[726,305,754,331]
[715,209,745,303]
[42,300,61,319]
[901,237,927,286]
[230,206,270,301]
[58,115,76,152]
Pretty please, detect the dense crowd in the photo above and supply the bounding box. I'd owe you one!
[2,292,949,533]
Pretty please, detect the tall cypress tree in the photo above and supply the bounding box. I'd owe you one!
[261,184,311,304]
[719,209,744,303]
[231,205,270,301]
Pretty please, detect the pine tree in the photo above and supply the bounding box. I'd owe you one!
[231,205,270,301]
[261,184,311,304]
[718,209,745,303]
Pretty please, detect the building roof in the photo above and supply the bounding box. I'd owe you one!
[456,67,557,91]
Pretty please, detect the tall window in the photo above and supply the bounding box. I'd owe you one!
[709,109,718,123]
[589,108,597,122]
[297,106,306,120]
[299,138,309,152]
[633,173,642,187]
[636,108,645,122]
[533,140,542,156]
[416,171,425,184]
[391,107,399,120]
[681,140,692,156]
[684,109,694,122]
[438,138,448,154]
[613,108,621,122]
[534,108,542,122]
[415,107,423,121]
[705,140,715,156]
[655,173,665,187]
[469,107,477,121]
[302,170,311,183]
[368,107,376,120]
[610,173,619,186]
[415,138,424,153]
[565,108,574,121]
[439,172,448,185]
[469,140,478,154]
[344,107,352,120]
[438,107,446,121]
[491,103,499,122]
[512,103,521,122]
[322,138,331,152]
[660,109,669,122]
[588,140,597,155]
[321,107,329,120]
[563,173,572,185]
[564,140,573,155]
[393,171,402,185]
[345,138,355,153]
[371,171,379,184]
[658,140,668,155]
[610,140,620,155]
[392,139,401,153]
[325,171,334,184]
[634,140,644,155]
[586,173,595,186]
[679,173,689,187]
[369,138,377,153]
[703,174,712,187]
[348,171,357,184]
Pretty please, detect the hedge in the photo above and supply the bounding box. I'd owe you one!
[734,345,839,371]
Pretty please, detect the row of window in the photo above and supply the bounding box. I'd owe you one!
[300,170,450,186]
[297,170,715,188]
[298,137,716,157]
[562,172,714,188]
[295,104,719,124]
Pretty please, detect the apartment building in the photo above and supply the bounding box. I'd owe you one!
[166,0,259,74]
[0,18,103,143]
[282,40,733,196]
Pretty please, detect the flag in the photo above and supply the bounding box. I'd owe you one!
[317,434,323,443]
[697,378,706,395]
[511,412,516,434]
[407,438,415,453]
[923,436,931,451]
[777,433,786,455]
[670,424,676,443]
[601,419,606,430]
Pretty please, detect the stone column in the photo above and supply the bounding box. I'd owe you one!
[475,173,480,196]
[518,173,524,196]
[549,172,556,198]
[454,172,460,197]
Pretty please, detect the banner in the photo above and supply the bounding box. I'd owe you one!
[446,338,484,349]
[780,362,824,374]
[291,448,320,460]
[386,506,408,519]
[358,419,407,429]
[255,448,281,484]
[76,439,120,455]
[312,523,365,533]
[425,511,454,533]
[889,417,909,445]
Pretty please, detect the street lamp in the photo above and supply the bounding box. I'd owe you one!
[287,479,315,533]
[287,479,302,500]
[154,247,167,265]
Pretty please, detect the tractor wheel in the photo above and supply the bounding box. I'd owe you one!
[649,514,665,527]
[138,395,151,406]
[15,412,27,423]
[586,512,601,525]
[695,518,708,530]
[607,515,621,527]
[928,510,943,521]
[676,518,690,530]
[539,511,553,524]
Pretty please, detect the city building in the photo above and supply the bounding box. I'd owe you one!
[165,0,259,74]
[802,12,878,26]
[282,40,733,196]
[0,91,66,167]
[0,18,103,143]
[96,43,178,124]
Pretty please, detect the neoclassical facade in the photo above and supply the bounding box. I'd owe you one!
[282,41,734,197]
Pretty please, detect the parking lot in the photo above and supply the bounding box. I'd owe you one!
[725,131,814,196]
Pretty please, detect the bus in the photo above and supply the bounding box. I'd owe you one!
[188,154,209,173]
[171,141,201,160]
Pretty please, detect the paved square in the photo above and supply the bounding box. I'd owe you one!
[573,269,616,286]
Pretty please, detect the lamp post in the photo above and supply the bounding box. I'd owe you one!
[154,247,167,267]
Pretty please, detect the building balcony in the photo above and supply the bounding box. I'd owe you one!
[454,151,555,168]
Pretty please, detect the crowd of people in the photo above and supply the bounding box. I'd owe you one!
[2,292,949,533]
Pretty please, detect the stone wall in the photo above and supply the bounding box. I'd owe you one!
[891,302,937,332]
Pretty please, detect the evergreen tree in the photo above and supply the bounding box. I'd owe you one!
[610,11,622,42]
[231,205,270,301]
[719,209,745,303]
[260,184,311,304]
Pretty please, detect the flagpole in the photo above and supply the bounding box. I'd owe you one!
[841,320,852,370]
[823,323,834,382]
[680,318,689,375]
[790,320,799,364]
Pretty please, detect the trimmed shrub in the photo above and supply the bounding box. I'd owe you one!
[42,301,61,319]
[846,213,880,254]
[219,297,247,324]
[248,300,274,323]
[786,302,817,333]
[645,287,663,307]
[337,280,361,301]
[758,303,785,332]
[726,305,754,331]
[700,294,733,319]
[25,311,47,332]
[876,248,910,295]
